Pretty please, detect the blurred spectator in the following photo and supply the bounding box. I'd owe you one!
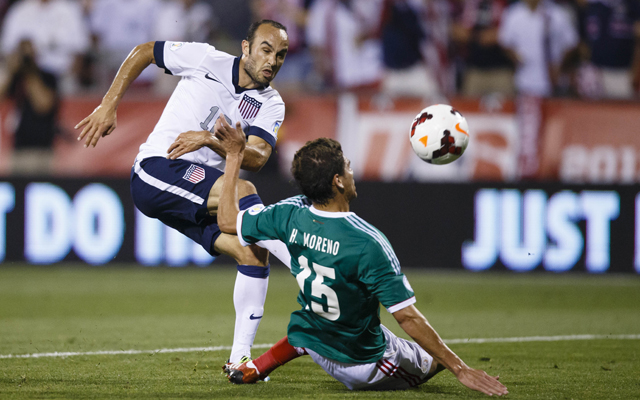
[498,0,580,97]
[498,0,579,179]
[306,0,384,92]
[0,39,59,176]
[379,0,441,98]
[578,0,640,99]
[251,0,312,92]
[155,0,218,43]
[451,0,514,97]
[0,0,90,94]
[89,0,160,90]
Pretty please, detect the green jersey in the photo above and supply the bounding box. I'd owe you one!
[238,195,416,363]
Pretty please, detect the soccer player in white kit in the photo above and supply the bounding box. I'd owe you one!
[75,20,292,367]
[214,129,509,396]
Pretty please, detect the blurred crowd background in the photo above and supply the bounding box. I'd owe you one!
[1,0,638,98]
[0,0,638,181]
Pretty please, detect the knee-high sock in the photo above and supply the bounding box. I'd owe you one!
[250,336,306,378]
[255,240,291,269]
[229,264,270,362]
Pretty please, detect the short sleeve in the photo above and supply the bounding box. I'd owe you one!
[155,41,210,76]
[247,96,285,149]
[238,202,292,246]
[358,240,415,313]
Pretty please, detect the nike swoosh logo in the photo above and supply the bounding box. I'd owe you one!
[205,73,221,83]
[249,314,263,320]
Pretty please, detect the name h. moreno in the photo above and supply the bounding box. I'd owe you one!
[289,228,340,256]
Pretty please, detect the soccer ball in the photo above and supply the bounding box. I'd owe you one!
[409,104,470,165]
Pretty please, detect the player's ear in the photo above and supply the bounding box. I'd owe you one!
[241,40,250,57]
[334,174,344,190]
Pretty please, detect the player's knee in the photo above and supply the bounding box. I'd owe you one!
[237,179,257,199]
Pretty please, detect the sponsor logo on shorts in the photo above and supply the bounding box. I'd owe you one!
[248,204,265,215]
[183,165,205,184]
[273,121,281,136]
[170,42,184,51]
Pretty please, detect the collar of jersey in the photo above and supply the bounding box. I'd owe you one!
[309,206,354,219]
[232,57,269,94]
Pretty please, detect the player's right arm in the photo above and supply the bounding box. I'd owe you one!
[393,305,508,397]
[75,41,156,148]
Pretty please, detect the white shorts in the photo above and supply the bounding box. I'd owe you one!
[305,325,434,390]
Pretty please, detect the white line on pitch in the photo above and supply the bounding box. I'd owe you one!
[1,334,639,360]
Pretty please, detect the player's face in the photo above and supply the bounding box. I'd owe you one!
[341,157,357,203]
[242,25,289,87]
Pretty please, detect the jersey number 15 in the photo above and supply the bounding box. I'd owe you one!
[296,255,341,321]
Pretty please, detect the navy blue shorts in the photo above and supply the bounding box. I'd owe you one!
[131,157,262,256]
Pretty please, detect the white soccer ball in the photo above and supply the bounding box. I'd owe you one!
[409,104,470,165]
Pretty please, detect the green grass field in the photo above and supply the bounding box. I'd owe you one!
[1,265,639,399]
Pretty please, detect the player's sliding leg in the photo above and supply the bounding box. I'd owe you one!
[227,336,305,384]
[213,233,269,364]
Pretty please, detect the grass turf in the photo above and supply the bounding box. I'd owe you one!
[0,265,638,399]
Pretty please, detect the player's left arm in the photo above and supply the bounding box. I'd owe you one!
[166,122,271,172]
[393,305,508,397]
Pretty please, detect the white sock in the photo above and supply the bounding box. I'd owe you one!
[229,266,269,362]
[256,240,291,269]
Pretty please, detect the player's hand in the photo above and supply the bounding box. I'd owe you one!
[75,104,117,148]
[167,130,211,160]
[214,113,245,156]
[456,367,508,396]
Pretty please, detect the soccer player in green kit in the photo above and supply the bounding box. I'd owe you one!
[214,117,508,396]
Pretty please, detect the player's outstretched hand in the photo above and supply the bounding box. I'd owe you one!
[214,114,245,156]
[75,104,117,148]
[167,130,211,160]
[456,367,508,396]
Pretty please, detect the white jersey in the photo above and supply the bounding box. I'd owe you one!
[136,41,285,171]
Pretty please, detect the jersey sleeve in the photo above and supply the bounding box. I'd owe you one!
[247,95,285,149]
[237,201,295,246]
[358,239,416,313]
[154,41,210,77]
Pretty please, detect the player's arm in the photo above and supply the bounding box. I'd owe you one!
[75,41,156,148]
[393,305,508,397]
[215,117,247,235]
[167,121,271,172]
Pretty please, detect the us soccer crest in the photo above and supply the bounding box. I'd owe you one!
[183,165,205,184]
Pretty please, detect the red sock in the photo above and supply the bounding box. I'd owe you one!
[253,336,304,377]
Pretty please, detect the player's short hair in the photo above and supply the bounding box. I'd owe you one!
[246,20,288,47]
[291,138,346,206]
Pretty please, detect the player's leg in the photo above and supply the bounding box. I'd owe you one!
[207,177,275,363]
[206,178,292,269]
[307,325,440,391]
[131,158,271,363]
[226,336,306,384]
[213,233,271,363]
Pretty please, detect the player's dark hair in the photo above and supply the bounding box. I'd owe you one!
[291,138,346,206]
[246,20,287,47]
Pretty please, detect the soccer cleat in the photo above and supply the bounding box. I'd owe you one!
[227,360,261,384]
[222,355,251,375]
